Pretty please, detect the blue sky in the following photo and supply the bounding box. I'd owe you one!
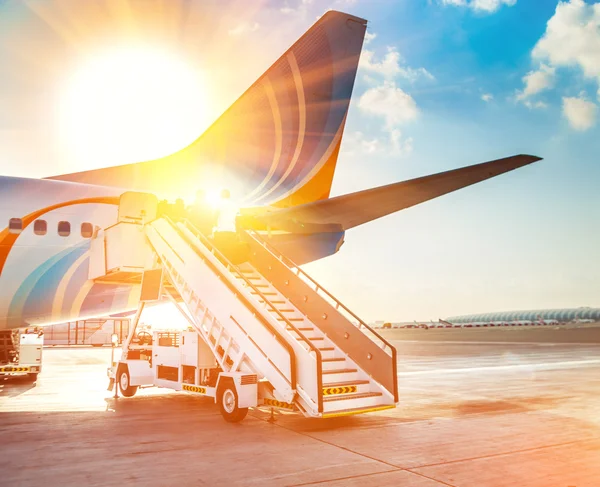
[0,0,598,321]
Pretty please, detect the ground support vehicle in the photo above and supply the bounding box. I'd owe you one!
[103,192,398,422]
[0,329,43,381]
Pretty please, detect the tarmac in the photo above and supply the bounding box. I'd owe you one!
[1,339,599,486]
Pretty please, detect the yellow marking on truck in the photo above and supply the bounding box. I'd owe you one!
[182,384,207,394]
[322,404,396,419]
[0,366,31,373]
[322,385,357,396]
[263,398,295,410]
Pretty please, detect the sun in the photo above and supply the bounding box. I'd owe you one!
[59,46,209,168]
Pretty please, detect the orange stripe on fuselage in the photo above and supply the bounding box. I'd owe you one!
[0,196,119,275]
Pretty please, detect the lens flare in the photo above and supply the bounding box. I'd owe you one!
[59,46,209,167]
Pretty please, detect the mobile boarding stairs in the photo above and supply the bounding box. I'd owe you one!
[92,192,398,422]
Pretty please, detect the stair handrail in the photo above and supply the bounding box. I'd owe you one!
[245,230,397,359]
[158,218,297,387]
[177,219,324,413]
[155,217,300,401]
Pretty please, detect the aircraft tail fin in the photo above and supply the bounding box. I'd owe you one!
[48,11,367,206]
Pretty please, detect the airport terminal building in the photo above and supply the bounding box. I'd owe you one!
[446,307,600,324]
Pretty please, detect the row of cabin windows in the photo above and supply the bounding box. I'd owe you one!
[8,218,94,238]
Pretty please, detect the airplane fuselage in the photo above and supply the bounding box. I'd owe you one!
[0,176,344,330]
[0,176,131,329]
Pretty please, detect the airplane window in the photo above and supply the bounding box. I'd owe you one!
[81,222,93,238]
[58,221,71,237]
[34,219,47,236]
[8,218,23,234]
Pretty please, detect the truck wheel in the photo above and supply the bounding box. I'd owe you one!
[217,379,248,423]
[118,365,138,397]
[26,373,38,383]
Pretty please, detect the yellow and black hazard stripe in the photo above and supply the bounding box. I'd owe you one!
[322,385,357,396]
[263,398,295,410]
[322,404,396,419]
[0,366,30,373]
[182,384,207,394]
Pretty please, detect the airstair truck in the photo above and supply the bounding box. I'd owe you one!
[97,192,398,422]
[0,329,43,382]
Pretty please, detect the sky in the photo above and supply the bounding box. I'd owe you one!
[0,0,598,322]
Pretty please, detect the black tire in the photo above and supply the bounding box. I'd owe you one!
[117,365,138,397]
[217,379,248,423]
[26,373,38,383]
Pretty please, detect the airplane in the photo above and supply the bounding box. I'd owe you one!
[0,10,541,330]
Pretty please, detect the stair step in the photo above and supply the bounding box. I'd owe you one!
[252,291,277,296]
[287,326,313,331]
[322,368,357,375]
[322,358,345,363]
[319,347,334,351]
[323,380,370,388]
[260,300,285,304]
[322,404,396,419]
[324,392,383,403]
[278,317,304,322]
[308,337,325,341]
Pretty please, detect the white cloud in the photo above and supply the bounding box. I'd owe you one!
[360,48,401,79]
[344,131,381,155]
[562,95,598,131]
[516,63,555,102]
[364,31,377,45]
[343,130,413,157]
[357,37,428,155]
[350,81,418,158]
[358,81,419,128]
[389,129,414,156]
[440,0,517,13]
[471,0,517,12]
[532,0,600,86]
[280,0,314,16]
[442,0,468,6]
[523,100,548,110]
[360,47,434,82]
[517,0,600,113]
[399,66,435,83]
[362,74,379,85]
[228,22,260,37]
[481,93,493,102]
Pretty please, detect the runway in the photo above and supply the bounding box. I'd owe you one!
[1,341,599,486]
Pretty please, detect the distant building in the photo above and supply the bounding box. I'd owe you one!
[447,307,600,324]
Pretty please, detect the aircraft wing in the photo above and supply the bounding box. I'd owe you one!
[259,154,541,231]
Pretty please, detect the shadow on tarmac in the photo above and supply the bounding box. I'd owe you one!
[0,375,37,398]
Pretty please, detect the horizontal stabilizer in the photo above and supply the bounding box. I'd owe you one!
[260,154,542,231]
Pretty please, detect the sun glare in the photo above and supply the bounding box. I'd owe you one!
[60,47,209,168]
[205,189,223,209]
